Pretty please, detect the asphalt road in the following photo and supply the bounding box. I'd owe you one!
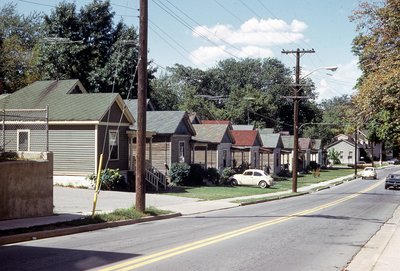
[1,167,400,271]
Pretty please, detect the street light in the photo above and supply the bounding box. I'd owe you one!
[301,66,338,79]
[291,66,338,193]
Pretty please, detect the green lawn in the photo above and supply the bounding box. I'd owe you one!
[164,168,355,200]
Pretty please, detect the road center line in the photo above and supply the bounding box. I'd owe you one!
[99,180,383,271]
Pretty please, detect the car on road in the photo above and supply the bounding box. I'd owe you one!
[387,158,400,165]
[360,167,377,179]
[229,169,273,188]
[385,174,400,189]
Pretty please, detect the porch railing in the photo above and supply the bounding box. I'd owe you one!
[145,162,167,191]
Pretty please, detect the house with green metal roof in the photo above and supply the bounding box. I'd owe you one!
[124,102,196,175]
[0,80,134,186]
[192,123,235,169]
[281,135,295,172]
[259,133,283,175]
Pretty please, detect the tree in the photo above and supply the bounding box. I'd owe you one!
[351,0,400,146]
[0,3,42,93]
[153,58,320,131]
[302,95,354,145]
[36,0,151,97]
[327,148,341,165]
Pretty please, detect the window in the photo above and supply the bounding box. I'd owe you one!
[254,171,262,177]
[17,130,30,151]
[348,151,353,159]
[244,171,253,176]
[109,130,119,160]
[340,151,343,159]
[179,141,185,162]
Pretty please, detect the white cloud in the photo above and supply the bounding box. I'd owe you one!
[189,45,274,67]
[190,17,308,65]
[193,17,307,46]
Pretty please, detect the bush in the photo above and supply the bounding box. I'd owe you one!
[168,162,191,185]
[219,167,235,185]
[86,168,126,191]
[206,167,220,184]
[187,164,206,185]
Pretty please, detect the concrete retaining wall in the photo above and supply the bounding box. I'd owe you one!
[0,152,53,220]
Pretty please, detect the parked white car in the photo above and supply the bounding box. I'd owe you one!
[361,167,377,179]
[229,169,273,188]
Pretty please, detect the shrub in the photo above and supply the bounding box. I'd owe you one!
[86,168,126,191]
[206,167,220,184]
[219,167,235,185]
[187,163,206,185]
[168,162,191,185]
[327,149,341,164]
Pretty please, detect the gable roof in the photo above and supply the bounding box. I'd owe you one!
[325,139,365,149]
[135,111,196,135]
[260,133,282,149]
[258,128,275,134]
[298,138,311,150]
[188,113,201,124]
[192,124,234,144]
[231,130,262,147]
[281,135,294,149]
[201,120,231,125]
[0,80,134,123]
[232,124,255,130]
[124,99,154,119]
[311,139,322,150]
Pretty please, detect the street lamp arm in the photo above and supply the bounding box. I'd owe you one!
[301,66,338,79]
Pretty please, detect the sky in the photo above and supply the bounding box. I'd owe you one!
[8,0,366,102]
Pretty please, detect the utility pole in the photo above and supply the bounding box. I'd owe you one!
[136,0,148,213]
[282,48,315,193]
[354,127,358,177]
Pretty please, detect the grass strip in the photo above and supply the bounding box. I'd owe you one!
[0,206,171,237]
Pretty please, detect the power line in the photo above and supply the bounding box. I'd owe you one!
[164,0,245,55]
[149,19,210,68]
[152,0,241,61]
[214,0,243,23]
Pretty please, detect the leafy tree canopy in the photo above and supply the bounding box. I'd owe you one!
[303,95,354,145]
[151,58,321,132]
[351,0,400,146]
[0,3,42,92]
[36,0,152,97]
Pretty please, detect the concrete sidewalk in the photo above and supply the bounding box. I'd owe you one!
[0,173,399,271]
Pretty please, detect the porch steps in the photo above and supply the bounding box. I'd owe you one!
[145,163,167,191]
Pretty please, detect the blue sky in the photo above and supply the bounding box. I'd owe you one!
[9,0,366,101]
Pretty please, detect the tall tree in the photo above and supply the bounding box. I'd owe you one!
[152,58,320,131]
[0,3,42,93]
[302,95,354,145]
[37,0,149,97]
[351,0,400,146]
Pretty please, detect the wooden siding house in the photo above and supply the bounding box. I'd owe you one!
[310,139,324,165]
[0,80,134,186]
[325,139,363,165]
[259,133,283,175]
[281,135,294,172]
[127,109,196,176]
[231,130,263,170]
[191,124,235,169]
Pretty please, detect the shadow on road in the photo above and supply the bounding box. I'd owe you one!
[0,245,139,271]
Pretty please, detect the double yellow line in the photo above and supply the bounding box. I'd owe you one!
[99,180,383,271]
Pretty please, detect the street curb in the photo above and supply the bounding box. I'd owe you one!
[239,192,310,206]
[0,213,181,246]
